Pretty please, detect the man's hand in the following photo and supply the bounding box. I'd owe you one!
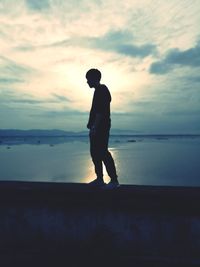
[88,114,102,135]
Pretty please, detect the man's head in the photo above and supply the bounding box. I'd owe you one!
[86,68,101,88]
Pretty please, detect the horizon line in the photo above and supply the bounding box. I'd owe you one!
[0,129,200,136]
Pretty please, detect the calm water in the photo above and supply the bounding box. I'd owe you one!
[0,136,200,186]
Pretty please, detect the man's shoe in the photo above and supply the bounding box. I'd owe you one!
[105,180,120,189]
[88,178,105,186]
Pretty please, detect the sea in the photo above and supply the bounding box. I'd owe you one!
[0,134,200,187]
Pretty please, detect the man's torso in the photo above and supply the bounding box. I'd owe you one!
[88,84,111,129]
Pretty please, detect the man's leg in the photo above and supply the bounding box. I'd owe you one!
[92,157,103,179]
[90,133,104,181]
[103,151,118,182]
[100,129,118,182]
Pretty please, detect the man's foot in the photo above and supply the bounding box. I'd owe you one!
[105,180,120,189]
[88,178,105,186]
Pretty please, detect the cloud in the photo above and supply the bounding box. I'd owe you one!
[114,44,157,58]
[14,29,158,59]
[26,0,50,11]
[149,42,200,74]
[0,56,36,86]
[52,94,72,103]
[166,109,200,117]
[0,90,42,105]
[186,76,200,83]
[149,61,171,74]
[89,30,157,57]
[38,109,88,118]
[13,98,45,104]
[0,0,200,133]
[0,90,70,106]
[0,56,31,75]
[72,30,158,58]
[17,29,157,58]
[0,78,24,84]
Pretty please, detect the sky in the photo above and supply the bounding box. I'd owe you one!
[0,0,200,133]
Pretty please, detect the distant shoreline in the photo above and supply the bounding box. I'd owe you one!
[0,129,200,138]
[0,133,200,147]
[0,134,200,138]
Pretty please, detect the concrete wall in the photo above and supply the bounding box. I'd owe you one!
[0,181,200,266]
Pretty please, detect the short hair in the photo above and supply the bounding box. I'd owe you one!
[86,68,101,82]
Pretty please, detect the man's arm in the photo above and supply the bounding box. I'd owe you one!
[90,87,110,134]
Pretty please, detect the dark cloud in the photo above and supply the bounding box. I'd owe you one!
[115,44,157,57]
[185,76,200,83]
[166,45,200,66]
[99,30,133,43]
[15,30,157,59]
[149,61,171,74]
[26,0,50,11]
[90,30,157,58]
[149,42,200,74]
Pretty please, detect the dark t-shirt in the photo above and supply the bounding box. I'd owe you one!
[87,84,111,129]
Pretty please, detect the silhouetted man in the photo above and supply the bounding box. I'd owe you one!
[86,68,119,188]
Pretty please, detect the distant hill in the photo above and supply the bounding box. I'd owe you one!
[0,129,77,137]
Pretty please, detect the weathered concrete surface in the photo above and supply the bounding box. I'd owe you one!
[0,181,200,266]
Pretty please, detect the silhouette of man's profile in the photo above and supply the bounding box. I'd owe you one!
[86,68,119,188]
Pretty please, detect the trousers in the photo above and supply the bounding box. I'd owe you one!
[89,127,117,180]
